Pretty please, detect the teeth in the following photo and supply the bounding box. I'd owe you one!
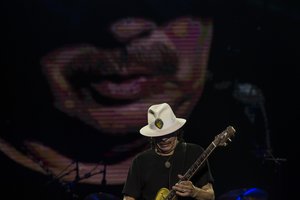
[108,81,139,95]
[107,77,146,95]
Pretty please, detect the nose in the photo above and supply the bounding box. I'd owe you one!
[110,18,157,42]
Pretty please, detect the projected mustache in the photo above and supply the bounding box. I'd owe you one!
[65,42,178,83]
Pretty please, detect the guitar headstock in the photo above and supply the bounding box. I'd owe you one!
[213,126,236,147]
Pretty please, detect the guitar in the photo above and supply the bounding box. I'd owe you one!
[155,126,236,200]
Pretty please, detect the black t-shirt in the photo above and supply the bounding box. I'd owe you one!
[122,142,214,200]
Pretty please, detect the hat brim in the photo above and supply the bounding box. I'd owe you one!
[139,118,186,137]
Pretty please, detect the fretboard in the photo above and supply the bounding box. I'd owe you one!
[164,142,216,200]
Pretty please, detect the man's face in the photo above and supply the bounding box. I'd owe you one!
[0,14,213,186]
[154,132,178,154]
[41,16,213,135]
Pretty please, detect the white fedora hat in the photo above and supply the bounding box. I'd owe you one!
[139,103,186,137]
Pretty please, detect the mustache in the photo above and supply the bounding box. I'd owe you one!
[64,42,179,84]
[126,42,178,74]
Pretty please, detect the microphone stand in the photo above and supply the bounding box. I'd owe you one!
[45,160,107,199]
[233,82,287,164]
[101,163,107,185]
[44,160,79,199]
[258,99,287,164]
[66,163,106,188]
[46,160,76,185]
[64,160,80,199]
[75,160,79,181]
[76,169,106,182]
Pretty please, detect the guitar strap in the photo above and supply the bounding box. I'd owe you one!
[181,142,187,173]
[169,142,187,188]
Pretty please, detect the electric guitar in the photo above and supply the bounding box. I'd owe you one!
[155,126,236,200]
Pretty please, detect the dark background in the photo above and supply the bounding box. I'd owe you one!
[2,0,296,200]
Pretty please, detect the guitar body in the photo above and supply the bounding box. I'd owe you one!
[155,188,176,200]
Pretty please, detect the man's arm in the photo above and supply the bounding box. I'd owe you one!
[123,195,136,200]
[192,182,215,200]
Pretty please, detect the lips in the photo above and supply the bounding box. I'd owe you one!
[159,141,172,148]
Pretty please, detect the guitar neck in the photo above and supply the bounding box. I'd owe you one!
[182,142,216,181]
[165,142,217,200]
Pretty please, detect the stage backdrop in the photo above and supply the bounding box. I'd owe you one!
[2,0,293,200]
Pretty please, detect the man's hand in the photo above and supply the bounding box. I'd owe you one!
[172,175,215,200]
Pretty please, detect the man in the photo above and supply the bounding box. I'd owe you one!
[122,103,215,200]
